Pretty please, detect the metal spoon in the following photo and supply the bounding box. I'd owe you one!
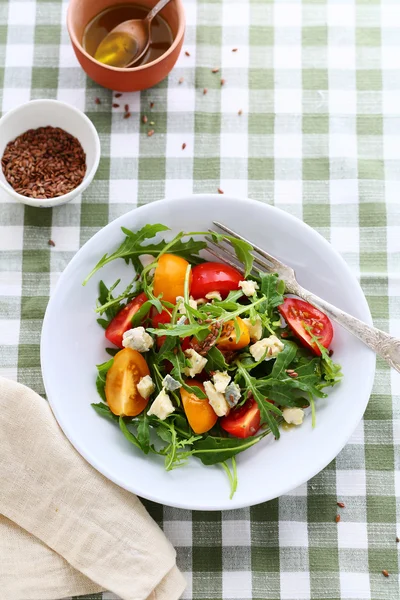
[94,0,173,68]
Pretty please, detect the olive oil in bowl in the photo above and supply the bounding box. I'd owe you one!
[83,4,174,68]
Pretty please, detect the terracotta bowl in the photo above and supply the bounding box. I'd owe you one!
[67,0,185,92]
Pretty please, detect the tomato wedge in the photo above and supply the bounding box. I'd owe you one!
[105,348,150,416]
[190,262,242,300]
[105,292,147,348]
[220,398,261,438]
[153,253,191,304]
[180,380,218,434]
[217,317,250,351]
[278,297,333,355]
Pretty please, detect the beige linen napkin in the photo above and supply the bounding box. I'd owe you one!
[0,377,186,600]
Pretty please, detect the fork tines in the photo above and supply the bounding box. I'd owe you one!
[207,224,277,277]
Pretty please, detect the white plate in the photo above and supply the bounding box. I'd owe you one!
[41,195,375,510]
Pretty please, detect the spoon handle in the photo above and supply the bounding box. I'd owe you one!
[146,0,172,23]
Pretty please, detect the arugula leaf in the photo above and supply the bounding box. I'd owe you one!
[130,300,153,327]
[105,347,119,357]
[91,402,118,421]
[97,318,109,330]
[237,362,282,438]
[304,325,343,386]
[271,341,297,378]
[119,416,142,450]
[95,278,141,317]
[192,433,266,465]
[229,238,253,277]
[205,346,229,372]
[259,273,285,316]
[95,358,114,402]
[137,411,151,454]
[148,322,208,339]
[264,387,310,408]
[84,225,207,284]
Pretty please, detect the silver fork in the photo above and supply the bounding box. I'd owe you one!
[207,221,400,374]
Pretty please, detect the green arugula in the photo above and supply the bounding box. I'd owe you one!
[91,402,118,421]
[211,233,254,277]
[192,432,268,465]
[84,225,208,285]
[95,358,114,402]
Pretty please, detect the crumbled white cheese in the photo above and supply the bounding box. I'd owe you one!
[204,381,230,416]
[137,375,155,399]
[205,290,222,301]
[162,374,182,392]
[225,382,241,408]
[212,370,231,393]
[177,315,187,326]
[122,326,154,352]
[183,349,208,378]
[196,298,207,305]
[282,407,304,426]
[176,296,198,315]
[242,316,263,342]
[250,335,284,362]
[239,280,259,297]
[147,389,175,420]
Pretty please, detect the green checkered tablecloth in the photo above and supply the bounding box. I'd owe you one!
[1,0,399,598]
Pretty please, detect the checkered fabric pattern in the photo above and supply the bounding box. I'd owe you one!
[0,0,399,598]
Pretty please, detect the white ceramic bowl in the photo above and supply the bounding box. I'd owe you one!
[41,195,376,510]
[0,99,100,208]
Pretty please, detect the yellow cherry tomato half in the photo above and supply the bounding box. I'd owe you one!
[180,380,218,434]
[105,348,150,417]
[216,317,250,351]
[153,253,192,304]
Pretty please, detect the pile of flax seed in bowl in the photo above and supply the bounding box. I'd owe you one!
[1,126,86,199]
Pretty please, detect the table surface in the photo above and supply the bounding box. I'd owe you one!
[1,0,399,599]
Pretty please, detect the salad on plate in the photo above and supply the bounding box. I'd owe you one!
[84,224,342,497]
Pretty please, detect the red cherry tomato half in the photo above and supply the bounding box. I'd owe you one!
[278,298,333,356]
[105,292,147,348]
[151,308,191,350]
[220,398,261,438]
[190,262,242,300]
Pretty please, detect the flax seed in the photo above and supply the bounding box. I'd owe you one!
[182,143,186,150]
[337,502,345,508]
[382,570,389,578]
[148,129,155,137]
[142,115,148,123]
[115,93,122,98]
[185,51,190,56]
[1,126,86,199]
[335,515,341,523]
[112,103,120,108]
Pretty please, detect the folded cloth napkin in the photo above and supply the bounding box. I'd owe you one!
[0,377,186,600]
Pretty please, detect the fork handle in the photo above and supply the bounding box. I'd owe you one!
[288,282,400,373]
